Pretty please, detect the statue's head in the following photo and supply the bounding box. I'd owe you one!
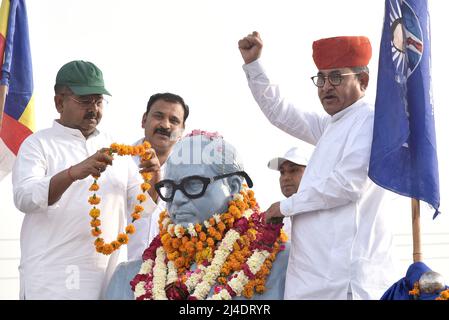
[155,130,253,227]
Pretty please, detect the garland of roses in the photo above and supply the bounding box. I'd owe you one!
[88,141,153,255]
[130,187,288,299]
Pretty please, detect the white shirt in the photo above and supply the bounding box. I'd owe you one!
[127,138,166,260]
[12,121,157,299]
[243,60,397,300]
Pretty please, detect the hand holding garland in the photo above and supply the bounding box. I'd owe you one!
[69,147,114,179]
[264,201,284,224]
[48,148,113,206]
[138,147,161,203]
[89,141,154,255]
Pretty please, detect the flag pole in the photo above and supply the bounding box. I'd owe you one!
[411,198,422,262]
[0,84,7,131]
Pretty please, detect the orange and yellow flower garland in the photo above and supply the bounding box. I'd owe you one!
[436,289,449,300]
[153,187,288,298]
[158,188,255,272]
[88,141,153,255]
[408,281,420,298]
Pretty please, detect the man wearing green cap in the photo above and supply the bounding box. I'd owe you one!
[11,60,158,299]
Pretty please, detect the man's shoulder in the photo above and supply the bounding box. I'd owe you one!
[105,259,143,300]
[116,259,143,272]
[20,126,58,146]
[345,99,375,129]
[355,99,375,115]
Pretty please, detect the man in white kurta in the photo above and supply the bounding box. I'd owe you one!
[12,61,157,299]
[238,32,397,299]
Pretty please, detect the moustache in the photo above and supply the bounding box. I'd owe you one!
[154,128,171,137]
[154,128,184,141]
[84,112,97,119]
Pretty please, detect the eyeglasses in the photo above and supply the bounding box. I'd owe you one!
[311,72,360,88]
[65,95,108,107]
[154,171,253,202]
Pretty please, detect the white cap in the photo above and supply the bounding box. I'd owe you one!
[267,147,309,171]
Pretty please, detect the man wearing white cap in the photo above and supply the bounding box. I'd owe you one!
[268,147,310,238]
[268,147,309,199]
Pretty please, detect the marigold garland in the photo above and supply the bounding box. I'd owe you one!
[436,289,449,300]
[89,141,153,255]
[131,186,288,300]
[408,281,420,298]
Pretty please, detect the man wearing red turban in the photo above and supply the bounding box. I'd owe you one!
[238,32,397,300]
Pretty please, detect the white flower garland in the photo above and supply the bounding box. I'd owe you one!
[161,217,171,230]
[187,223,197,237]
[191,229,241,299]
[135,206,254,300]
[134,282,146,299]
[209,249,270,300]
[174,224,184,238]
[243,209,253,219]
[185,264,207,292]
[213,213,221,224]
[166,261,178,285]
[152,247,168,300]
[167,224,175,237]
[133,259,154,300]
[132,187,284,300]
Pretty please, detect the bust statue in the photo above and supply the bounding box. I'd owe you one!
[105,130,290,300]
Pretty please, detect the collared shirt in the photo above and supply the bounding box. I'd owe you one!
[12,121,156,299]
[243,60,397,300]
[127,138,166,260]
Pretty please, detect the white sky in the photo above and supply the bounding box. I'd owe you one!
[1,0,448,294]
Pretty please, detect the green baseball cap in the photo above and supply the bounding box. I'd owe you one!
[55,60,111,96]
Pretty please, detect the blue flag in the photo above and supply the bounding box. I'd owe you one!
[368,0,440,218]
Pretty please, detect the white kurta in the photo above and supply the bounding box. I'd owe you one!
[243,60,397,300]
[12,121,156,300]
[127,138,166,260]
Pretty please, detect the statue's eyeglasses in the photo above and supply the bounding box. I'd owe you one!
[154,171,253,202]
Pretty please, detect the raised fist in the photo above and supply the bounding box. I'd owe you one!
[238,31,263,64]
